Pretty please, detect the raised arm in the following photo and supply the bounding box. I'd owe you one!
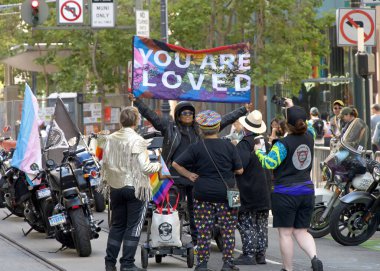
[220,105,249,131]
[130,94,169,133]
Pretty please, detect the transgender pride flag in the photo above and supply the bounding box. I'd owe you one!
[11,84,42,182]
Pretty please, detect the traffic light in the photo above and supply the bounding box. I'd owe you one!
[21,0,49,26]
[31,0,39,25]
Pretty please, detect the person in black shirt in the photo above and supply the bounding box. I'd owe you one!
[173,110,243,271]
[130,94,252,245]
[234,110,272,266]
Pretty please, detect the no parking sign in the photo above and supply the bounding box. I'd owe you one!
[57,0,84,24]
[337,8,376,46]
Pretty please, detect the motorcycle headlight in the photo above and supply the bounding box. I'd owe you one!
[373,166,380,181]
[322,165,332,182]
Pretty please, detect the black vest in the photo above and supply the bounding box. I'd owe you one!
[274,133,314,186]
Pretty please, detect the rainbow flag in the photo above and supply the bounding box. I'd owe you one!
[11,84,42,186]
[133,36,251,103]
[149,157,174,204]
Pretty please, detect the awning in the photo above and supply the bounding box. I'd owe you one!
[0,44,70,74]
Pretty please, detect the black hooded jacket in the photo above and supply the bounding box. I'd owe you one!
[236,135,272,211]
[134,98,248,169]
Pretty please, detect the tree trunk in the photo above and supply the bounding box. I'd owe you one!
[36,44,50,96]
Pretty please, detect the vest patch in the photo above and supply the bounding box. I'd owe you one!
[292,144,312,170]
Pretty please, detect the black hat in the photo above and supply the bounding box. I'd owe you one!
[174,101,195,119]
[286,106,308,126]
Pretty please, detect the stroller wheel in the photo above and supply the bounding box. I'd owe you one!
[155,255,162,263]
[141,246,149,268]
[187,247,194,268]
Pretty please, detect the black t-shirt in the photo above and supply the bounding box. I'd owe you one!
[174,138,242,203]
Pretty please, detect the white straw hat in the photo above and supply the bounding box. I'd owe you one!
[238,110,267,134]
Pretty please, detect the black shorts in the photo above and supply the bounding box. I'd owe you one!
[271,193,314,228]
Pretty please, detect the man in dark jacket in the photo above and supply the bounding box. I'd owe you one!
[130,94,252,244]
[235,110,272,266]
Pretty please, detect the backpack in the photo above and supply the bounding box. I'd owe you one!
[312,119,325,139]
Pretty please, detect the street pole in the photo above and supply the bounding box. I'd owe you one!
[356,27,373,149]
[135,0,142,9]
[160,0,170,121]
[31,71,37,95]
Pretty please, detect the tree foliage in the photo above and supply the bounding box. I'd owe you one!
[0,0,334,96]
[168,0,334,93]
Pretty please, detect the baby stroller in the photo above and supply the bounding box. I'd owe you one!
[140,135,194,268]
[141,184,194,268]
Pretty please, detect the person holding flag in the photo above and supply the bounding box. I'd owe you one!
[129,94,253,245]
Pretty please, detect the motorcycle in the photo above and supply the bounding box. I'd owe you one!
[22,164,55,236]
[328,120,380,246]
[72,134,105,212]
[309,118,372,238]
[0,165,28,218]
[44,146,101,257]
[0,145,12,208]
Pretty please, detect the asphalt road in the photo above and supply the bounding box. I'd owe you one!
[0,208,379,271]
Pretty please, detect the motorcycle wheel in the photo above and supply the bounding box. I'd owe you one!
[56,230,75,249]
[330,202,380,246]
[24,201,45,233]
[308,206,331,238]
[68,208,92,257]
[93,190,106,212]
[40,199,56,237]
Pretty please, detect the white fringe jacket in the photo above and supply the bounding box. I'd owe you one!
[99,127,161,201]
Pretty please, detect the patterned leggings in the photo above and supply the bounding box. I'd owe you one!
[236,210,269,256]
[194,200,237,265]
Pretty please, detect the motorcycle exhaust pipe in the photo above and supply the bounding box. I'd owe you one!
[24,208,37,223]
[4,193,12,206]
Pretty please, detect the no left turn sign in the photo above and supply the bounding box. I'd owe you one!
[337,8,376,46]
[58,0,84,24]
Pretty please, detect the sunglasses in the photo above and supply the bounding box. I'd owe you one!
[181,111,193,116]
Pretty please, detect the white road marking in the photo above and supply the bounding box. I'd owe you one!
[210,241,282,265]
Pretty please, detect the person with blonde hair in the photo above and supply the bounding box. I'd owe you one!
[101,106,161,271]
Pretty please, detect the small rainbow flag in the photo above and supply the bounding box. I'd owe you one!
[149,157,174,204]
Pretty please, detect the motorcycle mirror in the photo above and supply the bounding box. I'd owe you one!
[46,159,56,169]
[30,163,39,171]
